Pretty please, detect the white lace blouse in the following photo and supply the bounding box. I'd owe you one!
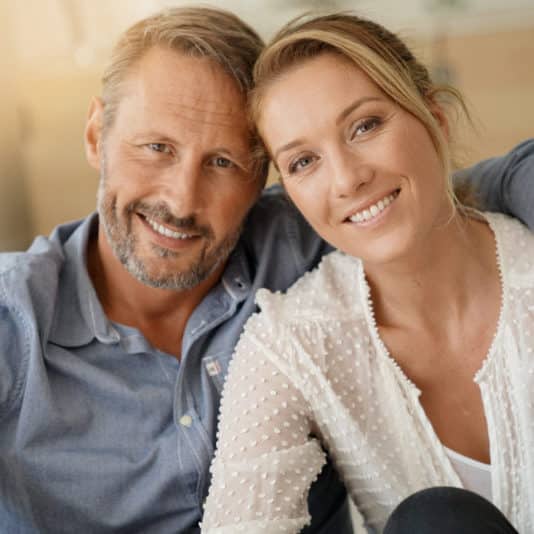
[201,213,534,533]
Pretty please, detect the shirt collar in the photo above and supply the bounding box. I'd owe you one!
[220,237,253,303]
[48,214,255,348]
[48,213,120,347]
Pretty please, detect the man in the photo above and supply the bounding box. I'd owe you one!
[0,6,532,533]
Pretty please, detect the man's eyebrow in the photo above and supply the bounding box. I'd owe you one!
[129,132,179,145]
[128,137,248,161]
[273,96,384,161]
[209,147,249,163]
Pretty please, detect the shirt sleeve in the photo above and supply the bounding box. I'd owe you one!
[0,284,29,420]
[454,139,534,228]
[200,314,327,533]
[242,185,334,285]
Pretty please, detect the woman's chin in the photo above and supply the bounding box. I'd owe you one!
[333,227,417,267]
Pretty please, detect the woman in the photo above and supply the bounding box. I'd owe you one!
[201,13,532,533]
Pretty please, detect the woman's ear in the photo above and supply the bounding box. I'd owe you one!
[85,97,104,171]
[430,103,450,141]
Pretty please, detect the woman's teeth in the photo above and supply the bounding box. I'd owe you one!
[146,217,193,239]
[349,190,399,223]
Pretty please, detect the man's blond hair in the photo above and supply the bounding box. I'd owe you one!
[100,6,268,180]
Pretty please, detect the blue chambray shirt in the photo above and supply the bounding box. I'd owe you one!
[2,137,534,534]
[0,187,352,533]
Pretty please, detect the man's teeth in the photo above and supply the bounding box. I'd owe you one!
[146,217,193,239]
[349,191,399,223]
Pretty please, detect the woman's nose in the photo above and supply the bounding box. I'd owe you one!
[330,149,374,198]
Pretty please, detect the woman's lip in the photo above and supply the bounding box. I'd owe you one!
[344,188,401,226]
[343,188,401,222]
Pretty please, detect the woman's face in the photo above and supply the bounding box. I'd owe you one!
[259,52,452,266]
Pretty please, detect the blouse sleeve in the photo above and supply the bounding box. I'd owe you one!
[200,313,327,533]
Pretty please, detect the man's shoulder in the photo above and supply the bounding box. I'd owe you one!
[245,184,301,234]
[486,211,534,289]
[0,234,64,292]
[240,185,331,277]
[0,237,67,417]
[0,217,87,325]
[0,242,65,347]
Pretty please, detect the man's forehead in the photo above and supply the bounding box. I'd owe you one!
[121,46,247,118]
[117,89,249,133]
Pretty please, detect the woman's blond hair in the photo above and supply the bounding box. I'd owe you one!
[251,12,473,205]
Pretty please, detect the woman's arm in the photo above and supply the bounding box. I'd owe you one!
[201,318,326,533]
[454,139,534,227]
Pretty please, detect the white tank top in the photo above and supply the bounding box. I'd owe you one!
[444,447,492,502]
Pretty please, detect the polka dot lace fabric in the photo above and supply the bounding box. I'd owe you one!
[201,213,534,533]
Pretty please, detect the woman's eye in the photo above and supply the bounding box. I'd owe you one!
[288,155,316,175]
[147,143,171,154]
[352,117,381,138]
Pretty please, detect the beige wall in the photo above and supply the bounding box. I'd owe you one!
[266,26,534,185]
[19,71,101,242]
[419,26,534,163]
[2,23,534,248]
[0,84,30,251]
[0,4,31,250]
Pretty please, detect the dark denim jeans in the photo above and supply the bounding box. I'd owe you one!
[384,487,518,534]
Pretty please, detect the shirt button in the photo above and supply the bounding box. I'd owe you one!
[179,415,193,427]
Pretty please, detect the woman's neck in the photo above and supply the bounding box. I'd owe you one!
[363,212,499,333]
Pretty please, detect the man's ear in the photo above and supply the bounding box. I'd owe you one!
[85,97,104,171]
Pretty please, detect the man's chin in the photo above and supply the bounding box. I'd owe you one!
[112,228,239,291]
[122,256,216,291]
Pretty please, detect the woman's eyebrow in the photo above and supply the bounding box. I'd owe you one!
[335,96,384,126]
[273,96,385,161]
[273,139,305,162]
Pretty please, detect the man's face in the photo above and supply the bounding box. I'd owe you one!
[88,46,261,290]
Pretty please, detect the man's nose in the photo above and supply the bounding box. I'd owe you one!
[160,157,204,214]
[330,148,374,198]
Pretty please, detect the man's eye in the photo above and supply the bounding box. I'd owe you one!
[212,157,235,169]
[288,154,316,175]
[147,143,171,154]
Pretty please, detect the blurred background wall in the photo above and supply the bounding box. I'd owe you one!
[1,0,533,250]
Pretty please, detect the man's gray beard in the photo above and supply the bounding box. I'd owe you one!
[96,178,242,291]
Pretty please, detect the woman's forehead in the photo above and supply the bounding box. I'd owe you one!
[258,54,386,146]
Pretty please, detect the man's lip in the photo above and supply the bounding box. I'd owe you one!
[138,213,202,238]
[342,188,401,222]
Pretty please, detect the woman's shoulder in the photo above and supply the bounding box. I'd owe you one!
[484,212,534,287]
[251,250,364,330]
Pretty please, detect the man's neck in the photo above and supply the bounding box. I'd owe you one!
[86,229,225,359]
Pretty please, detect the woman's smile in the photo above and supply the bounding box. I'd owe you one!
[345,188,400,225]
[260,52,450,265]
